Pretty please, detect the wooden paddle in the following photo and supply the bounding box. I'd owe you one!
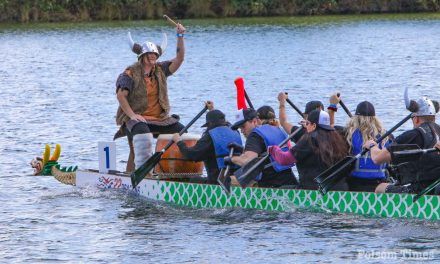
[130,105,208,188]
[163,15,178,27]
[315,107,418,195]
[217,147,235,194]
[235,126,303,188]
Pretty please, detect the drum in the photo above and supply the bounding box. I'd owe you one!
[154,133,204,175]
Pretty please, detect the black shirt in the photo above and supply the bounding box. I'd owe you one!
[385,124,440,186]
[245,132,297,188]
[291,132,348,191]
[386,128,425,164]
[176,131,218,184]
[290,126,306,143]
[391,129,424,147]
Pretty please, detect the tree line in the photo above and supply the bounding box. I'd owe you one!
[1,0,439,23]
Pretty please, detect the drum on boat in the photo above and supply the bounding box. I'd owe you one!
[154,133,204,175]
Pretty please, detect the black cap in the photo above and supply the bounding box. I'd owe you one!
[257,105,276,120]
[304,101,324,115]
[307,109,334,131]
[201,109,226,127]
[355,101,375,116]
[231,108,258,130]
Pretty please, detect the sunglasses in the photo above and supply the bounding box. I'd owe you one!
[298,120,313,126]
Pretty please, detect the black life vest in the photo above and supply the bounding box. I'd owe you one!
[395,122,440,185]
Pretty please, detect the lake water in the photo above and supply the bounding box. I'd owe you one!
[1,15,439,263]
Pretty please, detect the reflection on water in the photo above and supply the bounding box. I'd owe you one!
[1,16,440,262]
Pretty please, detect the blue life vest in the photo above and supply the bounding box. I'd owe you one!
[350,129,386,180]
[208,126,243,169]
[253,125,292,172]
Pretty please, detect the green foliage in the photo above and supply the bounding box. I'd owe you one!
[0,0,439,22]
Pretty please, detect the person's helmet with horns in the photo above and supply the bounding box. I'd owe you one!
[127,32,168,60]
[404,87,439,116]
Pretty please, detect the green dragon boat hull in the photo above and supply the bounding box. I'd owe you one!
[75,170,439,221]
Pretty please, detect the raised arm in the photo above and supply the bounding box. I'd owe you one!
[328,93,340,127]
[169,23,186,74]
[278,92,293,133]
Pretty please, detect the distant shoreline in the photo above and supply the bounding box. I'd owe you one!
[2,13,440,31]
[1,0,440,23]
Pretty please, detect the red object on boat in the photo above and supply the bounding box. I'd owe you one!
[234,77,247,110]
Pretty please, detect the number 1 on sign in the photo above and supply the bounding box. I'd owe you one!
[104,146,110,169]
[98,142,116,173]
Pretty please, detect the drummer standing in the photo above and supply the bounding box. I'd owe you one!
[171,106,243,184]
[114,23,186,171]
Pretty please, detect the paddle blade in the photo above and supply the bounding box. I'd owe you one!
[235,156,267,188]
[315,156,353,184]
[130,152,163,188]
[314,156,355,195]
[393,149,425,163]
[393,148,438,165]
[217,169,231,194]
[413,177,440,202]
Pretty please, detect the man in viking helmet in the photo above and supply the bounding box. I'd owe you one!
[365,88,440,194]
[114,23,186,171]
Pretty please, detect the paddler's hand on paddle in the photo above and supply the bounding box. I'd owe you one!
[277,92,287,106]
[206,100,214,111]
[328,93,340,122]
[130,114,146,122]
[435,142,440,152]
[298,120,307,128]
[176,23,186,34]
[363,140,377,150]
[228,142,244,153]
[329,93,340,105]
[223,157,234,166]
[171,133,182,143]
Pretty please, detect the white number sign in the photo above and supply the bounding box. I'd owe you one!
[98,142,116,173]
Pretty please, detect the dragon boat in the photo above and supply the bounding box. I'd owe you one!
[31,144,439,221]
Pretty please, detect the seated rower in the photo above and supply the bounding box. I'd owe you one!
[365,96,440,194]
[268,110,349,191]
[171,104,242,184]
[338,100,390,192]
[277,92,324,142]
[228,107,298,188]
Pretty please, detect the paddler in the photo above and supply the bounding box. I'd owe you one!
[226,106,298,188]
[277,92,324,142]
[365,95,440,194]
[268,109,349,190]
[333,100,391,192]
[171,103,243,184]
[114,22,186,171]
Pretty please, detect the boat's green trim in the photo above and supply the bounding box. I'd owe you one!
[136,179,439,220]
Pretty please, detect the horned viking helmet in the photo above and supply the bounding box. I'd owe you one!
[127,32,167,60]
[404,87,439,116]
